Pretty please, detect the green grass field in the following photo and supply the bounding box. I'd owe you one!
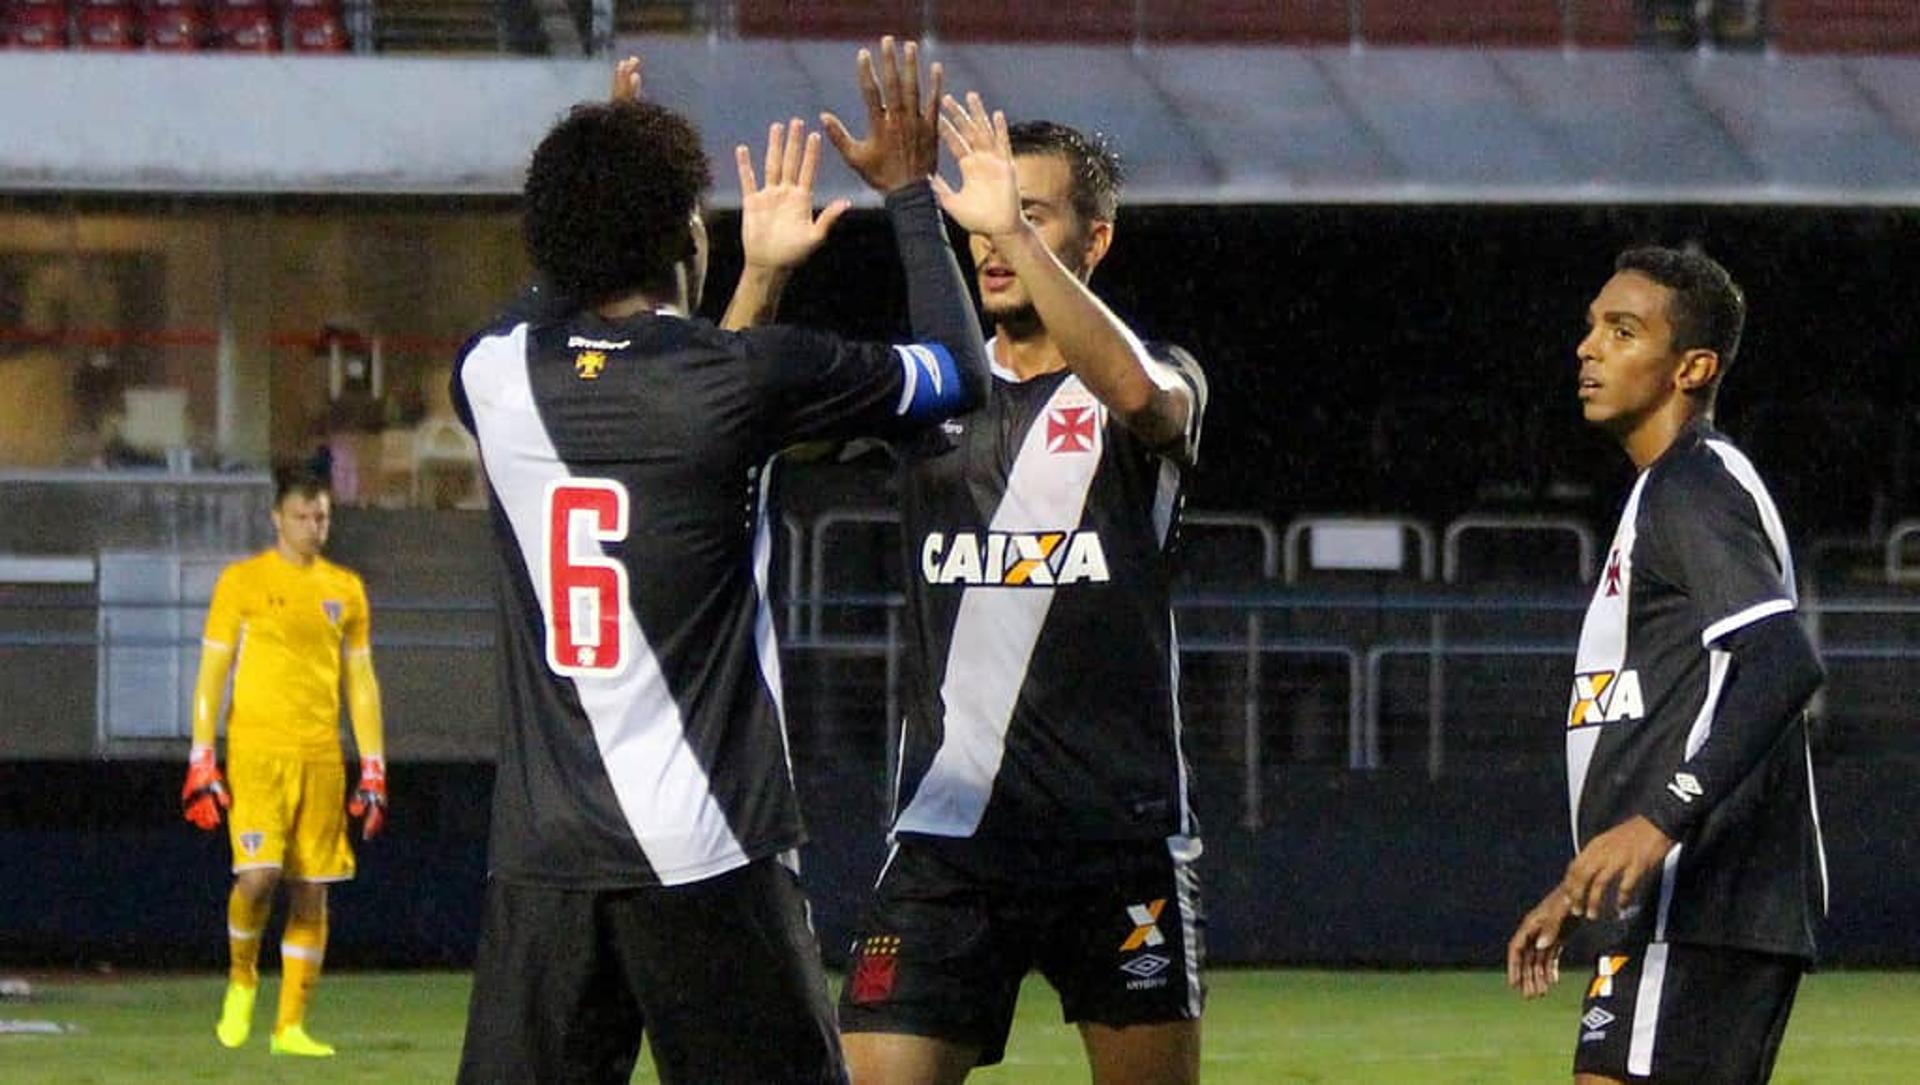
[2,968,1914,1083]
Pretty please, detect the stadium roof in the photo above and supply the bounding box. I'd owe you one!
[7,40,1920,204]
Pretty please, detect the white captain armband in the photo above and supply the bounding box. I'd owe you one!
[892,343,965,420]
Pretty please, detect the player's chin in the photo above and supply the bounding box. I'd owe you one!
[982,297,1037,327]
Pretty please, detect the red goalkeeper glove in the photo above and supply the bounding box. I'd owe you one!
[348,755,387,839]
[181,745,230,831]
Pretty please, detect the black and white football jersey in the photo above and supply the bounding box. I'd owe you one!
[889,336,1208,843]
[1567,420,1826,957]
[455,309,969,889]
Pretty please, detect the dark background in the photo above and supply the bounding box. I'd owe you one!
[3,199,1915,972]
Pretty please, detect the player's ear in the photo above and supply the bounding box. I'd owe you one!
[1081,218,1113,277]
[1674,348,1720,394]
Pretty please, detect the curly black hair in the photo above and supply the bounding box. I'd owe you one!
[523,100,713,305]
[1615,245,1746,370]
[1007,120,1124,224]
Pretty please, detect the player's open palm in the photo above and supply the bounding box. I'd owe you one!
[737,119,850,272]
[821,36,942,193]
[932,92,1021,238]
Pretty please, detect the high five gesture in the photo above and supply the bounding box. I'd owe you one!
[821,36,943,193]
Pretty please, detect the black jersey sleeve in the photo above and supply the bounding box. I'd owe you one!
[1645,453,1794,645]
[737,324,954,446]
[1641,612,1824,839]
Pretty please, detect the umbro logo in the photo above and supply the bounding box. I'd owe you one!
[1667,772,1704,804]
[1119,954,1170,980]
[1581,1005,1616,1042]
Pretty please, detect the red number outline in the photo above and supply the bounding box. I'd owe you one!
[544,478,631,678]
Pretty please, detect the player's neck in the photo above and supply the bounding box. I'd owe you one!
[1620,403,1706,470]
[275,544,318,568]
[992,327,1067,381]
[595,287,688,321]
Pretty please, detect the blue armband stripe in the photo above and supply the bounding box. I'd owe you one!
[892,343,964,419]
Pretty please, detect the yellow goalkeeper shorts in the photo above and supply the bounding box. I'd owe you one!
[226,753,356,882]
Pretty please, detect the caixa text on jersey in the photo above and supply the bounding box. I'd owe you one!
[919,530,1112,586]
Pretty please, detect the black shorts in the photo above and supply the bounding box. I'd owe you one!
[457,856,846,1085]
[836,835,1205,1067]
[1574,939,1803,1084]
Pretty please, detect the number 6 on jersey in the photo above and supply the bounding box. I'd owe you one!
[545,478,631,678]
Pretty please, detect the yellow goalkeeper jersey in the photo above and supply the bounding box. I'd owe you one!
[202,550,371,760]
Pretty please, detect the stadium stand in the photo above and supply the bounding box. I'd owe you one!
[369,0,490,50]
[144,0,209,49]
[1776,0,1920,53]
[7,0,71,46]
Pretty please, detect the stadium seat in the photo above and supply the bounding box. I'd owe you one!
[143,3,207,49]
[8,0,70,47]
[932,0,1135,43]
[211,0,275,50]
[1359,0,1564,47]
[287,4,346,50]
[76,1,141,48]
[734,0,916,40]
[1775,0,1920,53]
[1141,0,1352,45]
[1283,515,1437,583]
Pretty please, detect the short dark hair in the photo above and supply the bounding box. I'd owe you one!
[1008,120,1124,225]
[523,101,712,305]
[274,465,331,507]
[1614,245,1746,370]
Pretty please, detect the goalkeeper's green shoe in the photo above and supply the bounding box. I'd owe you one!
[214,982,256,1049]
[269,1023,336,1058]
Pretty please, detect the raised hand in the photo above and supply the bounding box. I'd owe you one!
[737,118,851,273]
[820,36,943,194]
[610,55,642,103]
[931,91,1023,239]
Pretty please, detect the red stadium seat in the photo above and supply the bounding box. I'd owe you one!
[1142,0,1353,45]
[1775,0,1920,53]
[933,0,1135,43]
[7,1,70,47]
[143,3,205,48]
[287,4,345,50]
[211,0,276,50]
[1568,0,1638,49]
[1360,0,1565,47]
[77,1,141,47]
[734,0,917,40]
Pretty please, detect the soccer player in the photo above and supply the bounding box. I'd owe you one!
[449,40,1016,1084]
[181,465,388,1058]
[1506,247,1827,1084]
[834,96,1208,1085]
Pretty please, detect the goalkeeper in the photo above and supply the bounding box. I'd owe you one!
[181,466,387,1058]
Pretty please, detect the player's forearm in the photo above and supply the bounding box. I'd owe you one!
[989,223,1187,444]
[345,652,386,760]
[888,181,988,409]
[721,265,793,331]
[1641,613,1824,839]
[190,643,235,749]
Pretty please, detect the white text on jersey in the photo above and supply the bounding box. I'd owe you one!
[1567,669,1645,729]
[920,530,1111,587]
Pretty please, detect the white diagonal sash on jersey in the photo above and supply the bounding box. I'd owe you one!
[896,376,1106,837]
[1567,472,1650,845]
[463,326,747,884]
